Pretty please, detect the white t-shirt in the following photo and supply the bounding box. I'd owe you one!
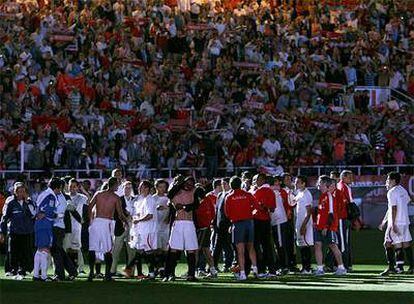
[387,185,411,225]
[270,190,287,226]
[295,189,313,229]
[153,194,170,232]
[133,195,157,233]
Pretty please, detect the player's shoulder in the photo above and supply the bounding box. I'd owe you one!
[78,193,88,201]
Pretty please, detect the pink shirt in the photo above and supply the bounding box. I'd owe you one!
[393,150,405,164]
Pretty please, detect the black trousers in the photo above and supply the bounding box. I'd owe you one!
[285,218,297,268]
[10,233,33,275]
[254,220,276,273]
[213,225,234,269]
[272,222,288,269]
[51,227,77,279]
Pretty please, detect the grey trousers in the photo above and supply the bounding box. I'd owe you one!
[111,230,135,273]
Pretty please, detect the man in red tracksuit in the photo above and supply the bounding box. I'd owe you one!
[314,176,346,276]
[252,173,277,276]
[195,187,217,278]
[336,170,354,270]
[224,176,258,281]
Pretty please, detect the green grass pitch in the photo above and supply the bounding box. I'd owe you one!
[1,230,413,304]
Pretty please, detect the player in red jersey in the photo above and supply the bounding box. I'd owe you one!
[224,176,259,281]
[195,186,218,278]
[314,176,346,276]
[252,173,277,276]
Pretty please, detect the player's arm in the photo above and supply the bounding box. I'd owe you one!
[0,202,12,243]
[391,205,398,234]
[88,192,98,225]
[379,210,388,231]
[327,193,334,226]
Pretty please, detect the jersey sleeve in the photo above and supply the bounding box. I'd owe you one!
[387,190,397,207]
[305,191,313,207]
[328,193,334,214]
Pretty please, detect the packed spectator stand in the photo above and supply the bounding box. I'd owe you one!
[0,0,413,180]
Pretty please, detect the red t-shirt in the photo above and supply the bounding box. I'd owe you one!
[316,192,338,232]
[336,180,352,220]
[253,185,276,221]
[195,196,216,229]
[224,189,255,223]
[333,138,346,161]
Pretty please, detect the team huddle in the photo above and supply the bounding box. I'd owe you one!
[0,169,413,282]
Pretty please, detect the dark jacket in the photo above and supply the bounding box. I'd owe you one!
[1,197,35,235]
[114,196,129,237]
[215,191,231,230]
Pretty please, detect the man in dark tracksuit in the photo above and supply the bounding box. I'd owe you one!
[213,178,234,271]
[0,182,35,278]
[282,173,298,272]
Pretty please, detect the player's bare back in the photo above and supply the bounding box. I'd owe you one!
[93,191,119,220]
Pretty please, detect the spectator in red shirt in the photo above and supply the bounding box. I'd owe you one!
[314,176,346,276]
[252,173,277,276]
[224,176,258,281]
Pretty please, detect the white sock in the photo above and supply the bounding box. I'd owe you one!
[240,270,246,277]
[33,251,41,278]
[337,264,345,270]
[78,250,84,271]
[317,265,324,271]
[40,251,49,280]
[252,266,258,274]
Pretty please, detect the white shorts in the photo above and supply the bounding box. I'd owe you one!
[89,218,115,254]
[169,220,198,251]
[63,230,82,250]
[296,224,314,247]
[135,232,158,252]
[384,224,412,245]
[157,230,170,251]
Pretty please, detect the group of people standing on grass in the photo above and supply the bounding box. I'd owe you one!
[0,168,413,282]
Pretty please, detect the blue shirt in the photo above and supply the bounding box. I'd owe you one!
[36,190,57,221]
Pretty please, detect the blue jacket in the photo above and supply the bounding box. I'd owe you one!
[0,197,35,235]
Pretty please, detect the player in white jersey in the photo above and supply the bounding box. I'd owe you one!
[64,179,88,273]
[130,180,158,279]
[153,179,170,277]
[379,172,413,275]
[294,176,314,274]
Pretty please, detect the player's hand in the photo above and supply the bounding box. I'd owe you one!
[300,226,306,236]
[175,204,183,210]
[133,219,140,224]
[0,234,4,244]
[322,229,327,237]
[36,213,45,220]
[157,205,166,211]
[392,224,399,235]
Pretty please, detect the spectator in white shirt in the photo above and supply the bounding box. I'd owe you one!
[262,135,281,158]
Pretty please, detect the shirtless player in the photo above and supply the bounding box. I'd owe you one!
[88,177,128,281]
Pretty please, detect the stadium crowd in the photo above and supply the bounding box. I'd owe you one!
[0,0,414,176]
[0,169,413,282]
